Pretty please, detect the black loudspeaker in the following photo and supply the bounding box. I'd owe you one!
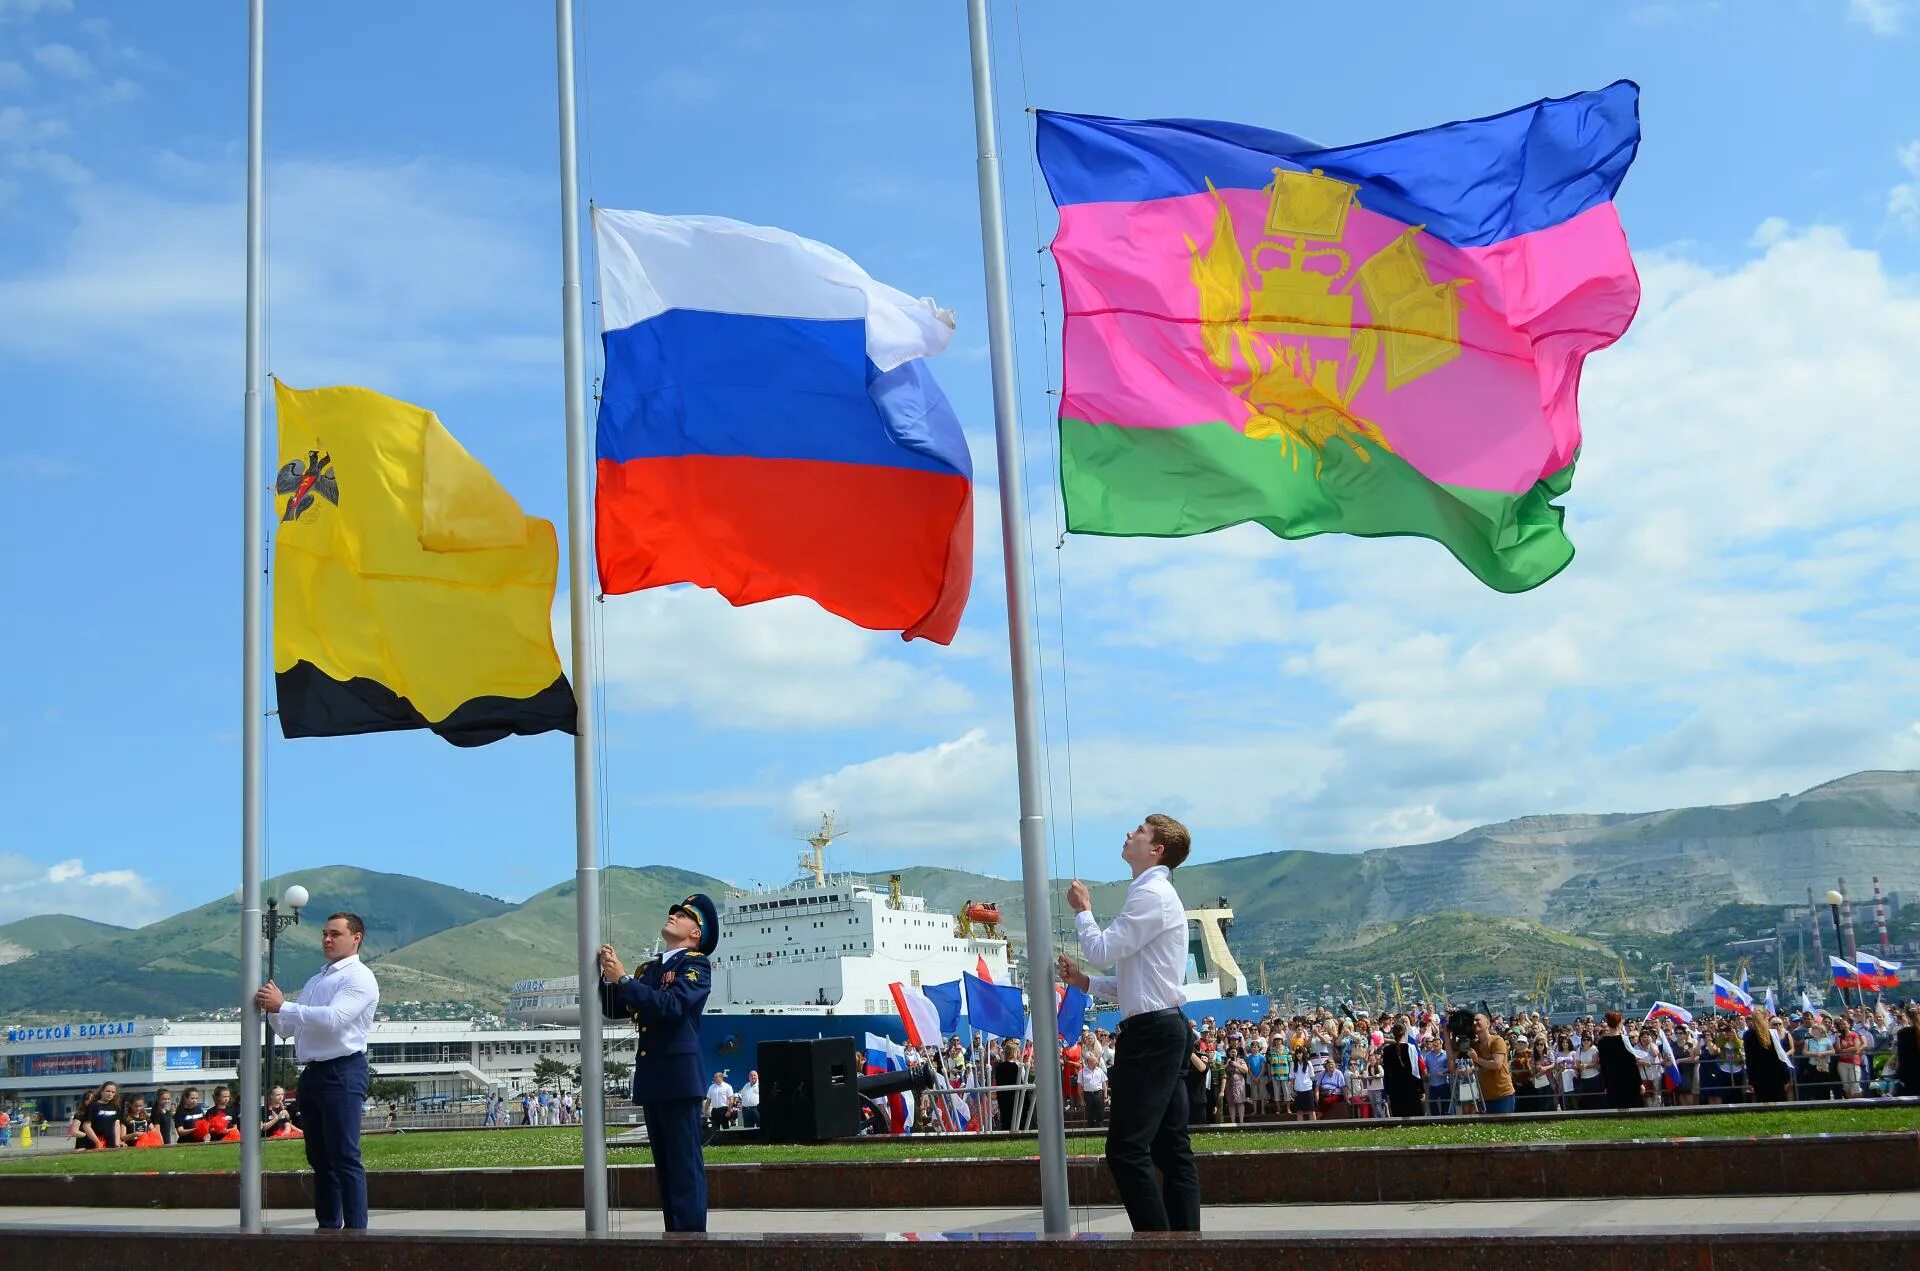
[758,1037,860,1142]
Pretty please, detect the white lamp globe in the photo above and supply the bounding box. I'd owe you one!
[284,884,310,911]
[1824,890,1844,906]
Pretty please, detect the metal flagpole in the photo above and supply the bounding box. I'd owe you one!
[553,0,609,1233]
[963,0,1070,1235]
[237,0,268,1234]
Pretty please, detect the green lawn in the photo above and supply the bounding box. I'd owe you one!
[0,1107,1913,1176]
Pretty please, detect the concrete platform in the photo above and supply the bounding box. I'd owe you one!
[3,1205,1918,1271]
[9,1130,1917,1211]
[2,1192,1919,1236]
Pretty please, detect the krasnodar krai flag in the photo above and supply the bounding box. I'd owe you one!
[1035,83,1640,592]
[592,209,974,644]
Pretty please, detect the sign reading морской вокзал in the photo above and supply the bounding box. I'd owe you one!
[4,1020,164,1045]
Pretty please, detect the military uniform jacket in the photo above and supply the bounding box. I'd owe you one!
[601,950,711,1102]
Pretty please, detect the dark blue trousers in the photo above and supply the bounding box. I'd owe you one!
[297,1052,369,1229]
[642,1098,707,1232]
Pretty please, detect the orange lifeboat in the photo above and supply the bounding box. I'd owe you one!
[964,903,1002,924]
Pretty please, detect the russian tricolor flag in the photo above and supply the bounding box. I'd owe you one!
[1830,955,1863,990]
[862,1032,915,1135]
[890,981,946,1049]
[1857,953,1901,989]
[1645,1001,1693,1026]
[593,210,974,643]
[1712,974,1752,1016]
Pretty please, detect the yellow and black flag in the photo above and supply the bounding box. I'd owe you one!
[272,383,576,746]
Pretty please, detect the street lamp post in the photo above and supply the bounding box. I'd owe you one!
[262,884,309,1094]
[1824,890,1851,1007]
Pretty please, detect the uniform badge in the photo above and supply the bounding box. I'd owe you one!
[686,969,699,983]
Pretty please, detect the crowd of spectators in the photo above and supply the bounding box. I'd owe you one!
[888,996,1920,1132]
[1058,997,1920,1124]
[0,1081,315,1151]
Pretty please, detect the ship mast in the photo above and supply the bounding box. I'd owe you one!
[797,812,848,887]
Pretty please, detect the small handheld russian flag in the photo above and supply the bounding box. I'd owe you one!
[1712,974,1752,1016]
[1830,956,1862,990]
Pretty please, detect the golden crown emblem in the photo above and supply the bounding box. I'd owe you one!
[1184,168,1470,474]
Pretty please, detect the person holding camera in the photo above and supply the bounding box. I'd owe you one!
[1470,1012,1516,1114]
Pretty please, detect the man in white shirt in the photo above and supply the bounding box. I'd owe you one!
[705,1072,736,1132]
[1057,813,1200,1232]
[738,1071,761,1129]
[254,910,380,1230]
[1079,1051,1109,1127]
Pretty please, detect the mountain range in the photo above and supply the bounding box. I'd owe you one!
[3,769,1915,1020]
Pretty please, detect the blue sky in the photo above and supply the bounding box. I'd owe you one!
[3,0,1920,927]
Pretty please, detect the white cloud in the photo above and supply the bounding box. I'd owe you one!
[10,148,87,184]
[785,726,1338,862]
[0,0,73,21]
[0,103,66,145]
[575,587,975,730]
[1849,0,1906,32]
[0,853,160,926]
[31,42,88,78]
[790,729,1013,853]
[649,67,719,107]
[0,157,555,402]
[1889,141,1920,232]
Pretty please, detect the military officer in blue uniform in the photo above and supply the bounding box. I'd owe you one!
[598,892,718,1233]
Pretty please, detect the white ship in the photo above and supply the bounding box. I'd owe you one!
[507,816,1260,1072]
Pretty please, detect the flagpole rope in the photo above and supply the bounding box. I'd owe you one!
[575,0,622,1234]
[1008,0,1081,899]
[1007,0,1094,1235]
[984,4,1066,947]
[575,0,614,947]
[260,39,275,903]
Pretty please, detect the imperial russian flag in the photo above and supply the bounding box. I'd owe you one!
[593,210,974,643]
[1035,83,1640,591]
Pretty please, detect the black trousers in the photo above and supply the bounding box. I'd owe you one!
[1104,1009,1201,1231]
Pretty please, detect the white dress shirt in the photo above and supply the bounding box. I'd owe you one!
[1075,864,1188,1020]
[269,952,379,1062]
[738,1080,760,1109]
